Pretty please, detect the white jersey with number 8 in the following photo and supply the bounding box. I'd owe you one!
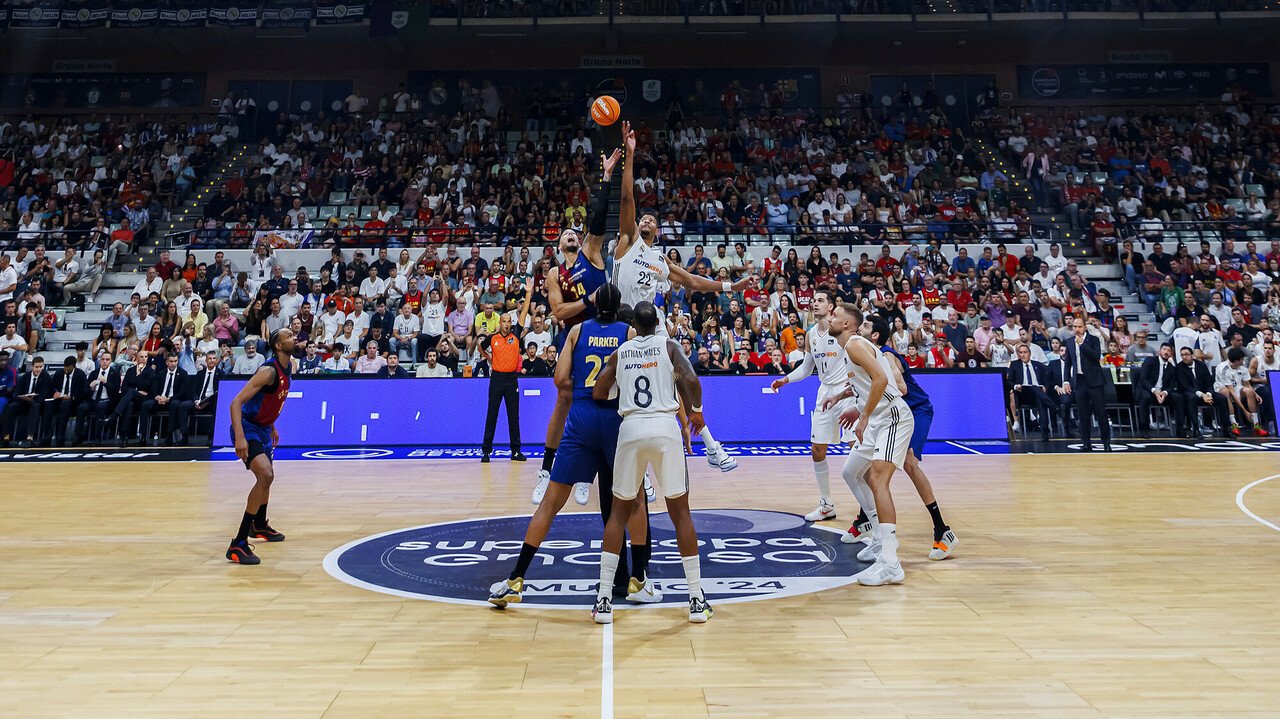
[616,334,680,418]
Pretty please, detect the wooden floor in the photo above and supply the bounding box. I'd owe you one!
[2,452,1280,718]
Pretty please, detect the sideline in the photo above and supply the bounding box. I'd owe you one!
[601,623,614,719]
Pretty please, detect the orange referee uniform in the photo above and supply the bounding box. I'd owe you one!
[482,330,523,460]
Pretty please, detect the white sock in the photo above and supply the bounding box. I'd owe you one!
[698,426,719,452]
[813,459,831,502]
[1252,412,1260,424]
[841,454,878,525]
[875,523,899,565]
[681,555,703,600]
[598,552,620,599]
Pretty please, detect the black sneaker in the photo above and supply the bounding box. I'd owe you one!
[250,524,286,542]
[512,452,527,462]
[226,540,261,565]
[481,453,491,463]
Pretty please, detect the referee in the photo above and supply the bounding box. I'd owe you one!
[480,314,526,463]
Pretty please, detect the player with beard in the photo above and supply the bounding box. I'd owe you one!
[613,120,750,474]
[532,149,632,508]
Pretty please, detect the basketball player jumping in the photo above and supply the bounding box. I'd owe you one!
[770,288,855,523]
[533,149,623,507]
[591,301,714,623]
[821,303,914,586]
[614,120,748,473]
[853,315,958,560]
[489,286,662,607]
[226,328,294,566]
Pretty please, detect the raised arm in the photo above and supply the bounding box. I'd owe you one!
[667,259,753,294]
[583,149,622,268]
[615,121,638,260]
[668,338,705,434]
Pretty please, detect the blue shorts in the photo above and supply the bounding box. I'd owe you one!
[549,401,621,486]
[910,406,933,460]
[234,421,274,468]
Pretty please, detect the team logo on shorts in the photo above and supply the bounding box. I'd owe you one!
[324,509,868,609]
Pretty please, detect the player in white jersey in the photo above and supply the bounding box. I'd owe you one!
[770,288,854,522]
[614,120,751,474]
[589,302,714,624]
[821,302,914,586]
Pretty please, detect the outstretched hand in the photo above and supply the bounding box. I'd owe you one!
[622,120,636,153]
[601,148,623,178]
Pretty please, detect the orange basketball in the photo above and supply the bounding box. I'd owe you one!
[590,95,621,126]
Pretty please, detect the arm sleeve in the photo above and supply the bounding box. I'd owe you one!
[588,180,611,237]
[784,351,815,384]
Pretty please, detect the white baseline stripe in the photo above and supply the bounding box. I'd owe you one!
[601,622,614,719]
[1236,474,1280,534]
[945,440,984,455]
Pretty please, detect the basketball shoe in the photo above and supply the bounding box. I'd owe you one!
[531,470,550,505]
[488,578,524,607]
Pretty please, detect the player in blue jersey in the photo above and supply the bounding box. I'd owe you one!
[226,328,296,566]
[534,149,628,508]
[845,316,957,560]
[489,285,662,607]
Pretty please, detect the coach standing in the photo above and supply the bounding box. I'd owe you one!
[480,314,526,463]
[1063,316,1112,452]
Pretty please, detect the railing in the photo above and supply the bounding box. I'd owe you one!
[1090,219,1279,249]
[164,221,1062,250]
[0,229,141,254]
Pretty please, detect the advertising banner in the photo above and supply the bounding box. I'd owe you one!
[1018,63,1272,100]
[213,372,1008,448]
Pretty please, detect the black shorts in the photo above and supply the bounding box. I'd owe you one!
[244,440,273,469]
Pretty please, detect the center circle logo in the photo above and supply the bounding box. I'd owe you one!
[324,509,868,609]
[300,447,394,459]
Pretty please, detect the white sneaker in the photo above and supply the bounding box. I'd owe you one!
[592,596,614,624]
[857,540,881,562]
[573,482,591,506]
[688,593,714,623]
[855,559,905,586]
[643,472,657,503]
[706,445,738,473]
[531,470,550,505]
[1011,420,1021,433]
[803,500,836,522]
[487,578,523,607]
[840,525,873,545]
[626,576,663,603]
[929,529,959,561]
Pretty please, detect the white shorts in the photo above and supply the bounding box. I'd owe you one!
[853,403,914,471]
[811,386,855,446]
[614,414,689,500]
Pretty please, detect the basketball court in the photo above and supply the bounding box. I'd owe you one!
[3,451,1279,717]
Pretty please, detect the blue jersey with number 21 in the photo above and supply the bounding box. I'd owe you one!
[572,318,629,404]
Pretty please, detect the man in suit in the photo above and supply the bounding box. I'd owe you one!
[1063,316,1112,451]
[190,350,222,417]
[1176,346,1230,439]
[1135,343,1186,438]
[139,352,193,445]
[1044,340,1075,435]
[1,355,52,448]
[43,355,88,446]
[0,351,18,421]
[111,350,155,447]
[1008,342,1055,441]
[76,351,121,445]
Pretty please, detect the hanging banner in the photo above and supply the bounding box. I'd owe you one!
[315,1,366,25]
[9,2,64,28]
[111,3,159,27]
[254,228,316,249]
[208,2,258,26]
[0,6,8,29]
[261,0,313,28]
[159,4,208,27]
[61,1,111,28]
[1018,63,1272,100]
[0,73,206,109]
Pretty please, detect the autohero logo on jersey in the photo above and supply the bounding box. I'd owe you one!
[324,509,868,609]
